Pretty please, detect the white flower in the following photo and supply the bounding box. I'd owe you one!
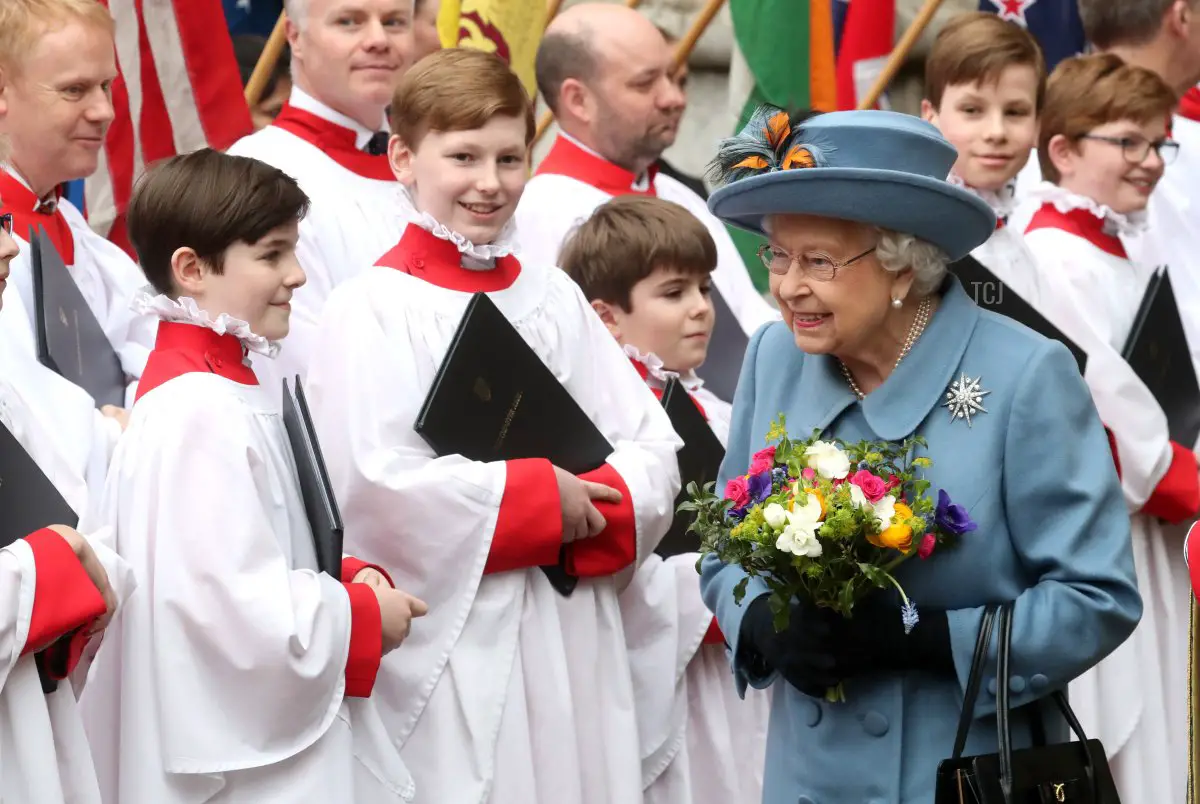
[775,498,824,558]
[872,494,897,529]
[847,483,868,510]
[763,502,788,530]
[804,440,851,480]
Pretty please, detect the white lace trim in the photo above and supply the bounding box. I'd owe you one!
[395,185,517,262]
[948,172,1016,219]
[1027,181,1147,237]
[132,288,279,358]
[622,344,707,392]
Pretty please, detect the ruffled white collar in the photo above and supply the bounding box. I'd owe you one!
[1027,181,1147,238]
[395,185,517,264]
[948,172,1017,219]
[623,344,705,393]
[132,288,279,358]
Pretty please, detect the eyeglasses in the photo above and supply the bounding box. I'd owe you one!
[1078,134,1180,166]
[0,213,11,236]
[756,243,876,280]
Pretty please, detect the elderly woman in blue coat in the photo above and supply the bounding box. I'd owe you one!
[698,108,1141,804]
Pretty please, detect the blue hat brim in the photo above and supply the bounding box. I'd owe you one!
[707,168,996,262]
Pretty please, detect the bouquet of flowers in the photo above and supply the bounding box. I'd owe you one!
[684,415,977,637]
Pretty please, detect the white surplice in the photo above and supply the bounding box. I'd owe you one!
[303,201,682,804]
[226,88,404,392]
[0,167,156,404]
[1019,184,1194,804]
[0,291,135,804]
[79,295,414,804]
[617,345,769,804]
[515,134,778,337]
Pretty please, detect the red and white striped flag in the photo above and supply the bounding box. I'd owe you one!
[89,0,253,254]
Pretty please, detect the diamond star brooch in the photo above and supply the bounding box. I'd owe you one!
[943,373,990,427]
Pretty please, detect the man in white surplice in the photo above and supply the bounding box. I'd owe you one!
[514,2,777,337]
[227,0,416,391]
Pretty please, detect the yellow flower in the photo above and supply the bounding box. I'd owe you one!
[871,502,914,552]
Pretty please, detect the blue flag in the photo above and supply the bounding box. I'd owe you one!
[978,0,1087,71]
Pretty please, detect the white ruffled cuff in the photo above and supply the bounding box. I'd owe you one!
[947,172,1017,219]
[1027,181,1147,237]
[395,186,517,261]
[131,288,279,358]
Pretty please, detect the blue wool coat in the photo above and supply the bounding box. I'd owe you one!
[700,277,1140,804]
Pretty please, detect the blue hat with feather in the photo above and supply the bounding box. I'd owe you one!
[706,107,996,261]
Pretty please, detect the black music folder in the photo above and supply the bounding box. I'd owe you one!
[282,377,344,577]
[0,421,79,693]
[695,286,749,402]
[415,293,615,596]
[951,256,1088,375]
[656,378,726,559]
[1122,269,1200,447]
[30,226,126,407]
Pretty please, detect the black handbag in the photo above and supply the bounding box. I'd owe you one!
[934,603,1121,803]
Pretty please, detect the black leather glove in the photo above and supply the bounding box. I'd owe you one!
[738,593,954,698]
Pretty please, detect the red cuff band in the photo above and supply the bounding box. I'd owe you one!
[43,628,95,680]
[702,617,725,646]
[1103,426,1121,480]
[341,557,395,588]
[1143,441,1200,524]
[1188,522,1200,602]
[486,459,563,575]
[563,463,637,577]
[22,529,107,656]
[343,582,382,698]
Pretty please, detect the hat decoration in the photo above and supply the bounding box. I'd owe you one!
[709,107,838,187]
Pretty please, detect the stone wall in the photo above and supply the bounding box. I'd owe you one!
[533,0,978,180]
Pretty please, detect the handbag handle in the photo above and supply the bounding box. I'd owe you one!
[994,603,1104,803]
[951,604,999,759]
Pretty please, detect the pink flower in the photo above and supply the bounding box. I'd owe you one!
[725,476,751,509]
[918,533,937,559]
[849,469,888,503]
[801,468,816,481]
[749,446,777,475]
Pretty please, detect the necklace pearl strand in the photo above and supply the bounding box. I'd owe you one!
[839,296,934,400]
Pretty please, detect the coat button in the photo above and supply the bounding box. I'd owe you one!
[205,352,224,371]
[411,257,425,270]
[862,711,889,737]
[804,700,822,727]
[1030,674,1049,693]
[1009,676,1027,694]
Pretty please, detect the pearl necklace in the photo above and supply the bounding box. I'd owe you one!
[839,296,934,400]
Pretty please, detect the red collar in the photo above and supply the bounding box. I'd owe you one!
[376,224,522,292]
[134,321,258,404]
[1179,87,1200,124]
[271,104,394,181]
[0,171,74,264]
[535,136,658,198]
[1025,203,1127,260]
[628,356,708,420]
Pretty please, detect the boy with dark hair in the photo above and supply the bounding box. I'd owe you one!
[559,193,770,804]
[79,147,424,804]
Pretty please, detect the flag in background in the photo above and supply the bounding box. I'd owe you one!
[437,0,546,99]
[835,0,895,110]
[88,0,253,254]
[978,0,1086,71]
[727,0,837,292]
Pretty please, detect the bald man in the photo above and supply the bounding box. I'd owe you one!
[515,3,777,339]
[227,0,415,395]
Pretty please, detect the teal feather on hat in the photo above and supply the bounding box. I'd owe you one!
[707,106,836,187]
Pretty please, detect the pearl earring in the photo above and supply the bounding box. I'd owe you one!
[891,297,903,309]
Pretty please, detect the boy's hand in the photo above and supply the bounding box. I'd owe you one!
[100,405,130,431]
[46,525,117,635]
[553,466,623,543]
[352,567,391,589]
[374,588,428,654]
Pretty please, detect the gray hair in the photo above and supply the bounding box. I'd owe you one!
[874,228,949,297]
[284,0,309,29]
[1078,0,1195,48]
[535,27,599,115]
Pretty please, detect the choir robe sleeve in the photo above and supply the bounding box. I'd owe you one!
[96,389,368,773]
[1025,229,1199,520]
